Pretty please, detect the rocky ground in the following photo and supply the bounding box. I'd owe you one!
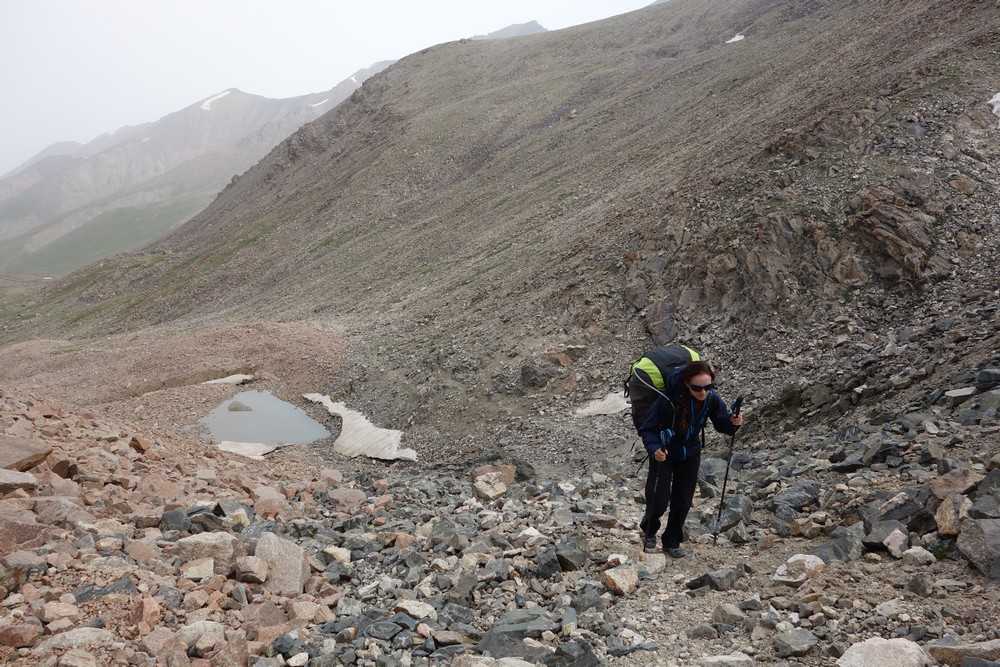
[0,3,997,665]
[1,337,998,666]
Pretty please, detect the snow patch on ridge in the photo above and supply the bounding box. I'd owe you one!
[350,76,358,84]
[200,90,231,111]
[726,33,745,44]
[990,93,1000,126]
[309,98,330,108]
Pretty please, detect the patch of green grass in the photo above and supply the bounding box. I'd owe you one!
[7,197,207,276]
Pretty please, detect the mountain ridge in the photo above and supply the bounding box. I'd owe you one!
[0,62,392,274]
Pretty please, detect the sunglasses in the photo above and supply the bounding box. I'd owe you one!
[687,383,714,393]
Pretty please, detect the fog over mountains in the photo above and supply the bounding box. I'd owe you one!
[0,19,553,277]
[0,63,391,276]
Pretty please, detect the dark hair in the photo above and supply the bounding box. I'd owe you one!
[676,361,716,434]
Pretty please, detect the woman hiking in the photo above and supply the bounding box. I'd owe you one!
[635,360,743,557]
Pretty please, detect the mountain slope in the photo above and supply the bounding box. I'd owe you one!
[0,63,391,275]
[473,20,547,40]
[6,0,999,422]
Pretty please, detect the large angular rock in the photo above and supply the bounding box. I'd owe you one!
[327,487,368,512]
[543,640,601,667]
[772,481,820,512]
[862,489,936,533]
[957,519,1000,579]
[686,567,740,592]
[0,469,38,494]
[173,532,237,575]
[602,565,638,595]
[957,388,1000,425]
[255,532,308,595]
[927,638,1000,666]
[772,554,824,586]
[812,522,865,563]
[0,623,42,648]
[395,599,437,621]
[837,637,931,666]
[774,629,818,657]
[930,469,984,499]
[474,474,508,501]
[0,437,51,471]
[235,556,268,583]
[555,535,589,571]
[478,608,558,661]
[935,494,972,537]
[0,513,49,557]
[32,628,115,654]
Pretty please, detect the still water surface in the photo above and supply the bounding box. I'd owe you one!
[201,390,330,445]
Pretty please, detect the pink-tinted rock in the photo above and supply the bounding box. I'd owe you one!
[0,469,38,494]
[255,532,307,596]
[328,488,367,512]
[0,513,50,557]
[0,622,42,647]
[0,436,52,472]
[132,596,162,634]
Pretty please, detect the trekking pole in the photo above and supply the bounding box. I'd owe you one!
[713,396,745,543]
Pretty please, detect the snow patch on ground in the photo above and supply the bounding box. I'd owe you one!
[200,90,231,111]
[304,393,416,461]
[350,76,358,84]
[726,34,745,44]
[309,98,330,108]
[203,373,254,385]
[218,441,277,460]
[574,392,629,418]
[140,137,151,143]
[990,93,1000,126]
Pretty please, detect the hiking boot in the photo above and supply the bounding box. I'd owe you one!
[642,535,658,553]
[664,546,687,559]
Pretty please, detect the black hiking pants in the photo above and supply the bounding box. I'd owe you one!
[640,451,701,549]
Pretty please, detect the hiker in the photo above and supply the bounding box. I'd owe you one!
[629,354,743,557]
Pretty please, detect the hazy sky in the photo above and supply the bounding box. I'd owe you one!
[0,0,650,174]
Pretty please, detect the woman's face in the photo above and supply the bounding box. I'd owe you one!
[686,372,714,400]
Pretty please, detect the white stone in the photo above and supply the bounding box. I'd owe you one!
[902,546,937,566]
[837,637,931,667]
[885,528,909,558]
[176,621,225,649]
[395,599,437,621]
[33,628,115,654]
[603,565,638,595]
[701,652,755,666]
[772,554,825,585]
[217,440,277,459]
[181,557,214,580]
[322,545,352,564]
[303,393,416,461]
[474,476,508,501]
[203,374,254,385]
[255,532,307,596]
[875,599,906,618]
[174,532,236,574]
[573,392,628,418]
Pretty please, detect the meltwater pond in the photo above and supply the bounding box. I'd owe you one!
[201,390,330,445]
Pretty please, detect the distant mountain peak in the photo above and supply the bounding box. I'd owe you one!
[200,89,234,111]
[473,20,547,41]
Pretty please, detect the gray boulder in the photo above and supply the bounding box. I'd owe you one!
[957,518,1000,579]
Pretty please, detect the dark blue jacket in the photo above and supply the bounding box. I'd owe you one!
[638,369,737,458]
